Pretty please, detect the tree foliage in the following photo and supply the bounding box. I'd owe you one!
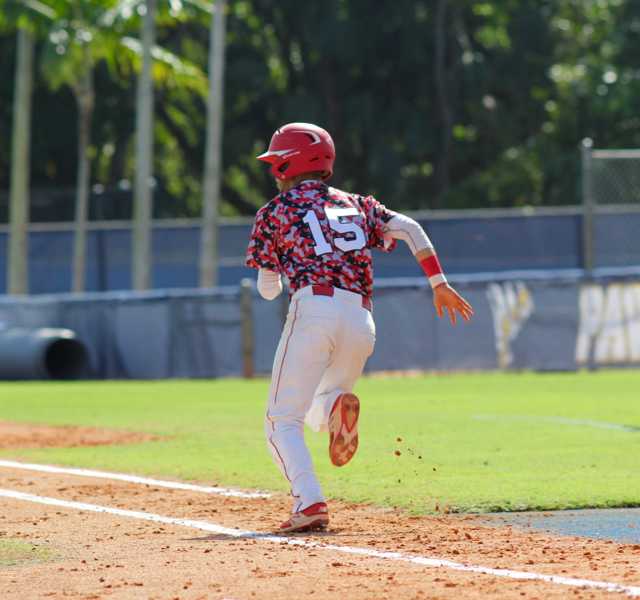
[0,0,639,217]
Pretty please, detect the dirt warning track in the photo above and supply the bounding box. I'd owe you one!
[0,461,639,599]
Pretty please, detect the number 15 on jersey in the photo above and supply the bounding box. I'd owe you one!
[302,207,367,256]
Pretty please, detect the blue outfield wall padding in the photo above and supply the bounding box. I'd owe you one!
[85,229,132,292]
[29,231,74,294]
[594,213,640,268]
[418,213,584,272]
[152,227,199,289]
[0,232,6,295]
[0,211,639,295]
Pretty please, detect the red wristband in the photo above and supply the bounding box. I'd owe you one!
[420,255,447,289]
[420,255,443,278]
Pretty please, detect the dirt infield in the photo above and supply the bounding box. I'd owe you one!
[0,421,157,449]
[0,428,639,599]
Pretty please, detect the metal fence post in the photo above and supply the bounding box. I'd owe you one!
[8,27,34,295]
[240,278,254,378]
[581,138,594,276]
[132,0,156,291]
[200,0,227,288]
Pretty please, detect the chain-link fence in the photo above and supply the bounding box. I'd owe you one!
[590,149,640,206]
[581,141,640,273]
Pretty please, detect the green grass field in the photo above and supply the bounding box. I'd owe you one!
[0,371,639,514]
[0,539,55,567]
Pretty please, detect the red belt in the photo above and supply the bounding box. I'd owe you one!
[311,284,372,312]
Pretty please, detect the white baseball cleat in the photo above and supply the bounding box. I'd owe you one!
[328,392,360,467]
[279,502,329,533]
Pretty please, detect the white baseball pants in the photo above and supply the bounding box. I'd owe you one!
[265,286,376,513]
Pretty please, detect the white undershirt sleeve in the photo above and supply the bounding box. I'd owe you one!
[257,268,283,300]
[384,213,434,255]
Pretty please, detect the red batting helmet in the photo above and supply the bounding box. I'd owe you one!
[257,122,335,181]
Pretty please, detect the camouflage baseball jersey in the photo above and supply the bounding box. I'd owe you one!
[245,180,396,298]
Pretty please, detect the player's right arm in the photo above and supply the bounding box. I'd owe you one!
[383,212,474,325]
[245,205,284,301]
[257,268,283,300]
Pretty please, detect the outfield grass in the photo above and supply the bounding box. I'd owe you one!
[0,539,55,567]
[0,371,639,513]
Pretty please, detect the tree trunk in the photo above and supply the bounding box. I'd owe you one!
[132,0,157,291]
[72,62,95,293]
[199,0,227,288]
[7,27,34,295]
[433,0,452,208]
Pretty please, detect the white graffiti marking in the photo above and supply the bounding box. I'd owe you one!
[576,283,640,365]
[486,282,534,369]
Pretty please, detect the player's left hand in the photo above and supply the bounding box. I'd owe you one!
[433,283,474,325]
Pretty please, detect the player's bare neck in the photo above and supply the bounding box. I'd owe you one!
[276,172,328,193]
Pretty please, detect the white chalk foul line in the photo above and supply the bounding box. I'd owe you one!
[473,415,640,433]
[0,460,270,499]
[1,488,639,598]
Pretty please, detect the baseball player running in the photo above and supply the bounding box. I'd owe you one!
[246,122,473,533]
